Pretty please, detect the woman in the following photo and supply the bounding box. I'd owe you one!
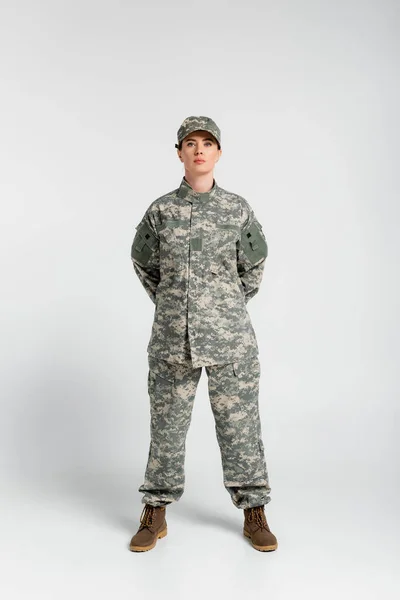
[129,116,277,553]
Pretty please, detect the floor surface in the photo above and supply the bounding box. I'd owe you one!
[1,470,399,599]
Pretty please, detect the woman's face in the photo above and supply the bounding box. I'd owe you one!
[177,130,222,176]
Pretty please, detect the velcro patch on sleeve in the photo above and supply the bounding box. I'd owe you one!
[131,220,158,265]
[241,222,268,264]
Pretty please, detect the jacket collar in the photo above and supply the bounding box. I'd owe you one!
[177,176,218,202]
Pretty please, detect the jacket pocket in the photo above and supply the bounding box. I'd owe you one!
[214,224,240,250]
[158,224,186,276]
[210,260,222,275]
[209,260,246,309]
[210,256,238,279]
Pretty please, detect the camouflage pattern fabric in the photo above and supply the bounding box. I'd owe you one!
[131,176,268,369]
[176,115,221,147]
[139,353,271,509]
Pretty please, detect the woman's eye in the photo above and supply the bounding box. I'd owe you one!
[187,142,212,147]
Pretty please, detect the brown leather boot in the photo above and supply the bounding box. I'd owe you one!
[129,504,168,552]
[243,505,278,552]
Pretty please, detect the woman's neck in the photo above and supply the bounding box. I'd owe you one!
[184,172,214,193]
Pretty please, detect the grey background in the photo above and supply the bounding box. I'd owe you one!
[1,0,399,597]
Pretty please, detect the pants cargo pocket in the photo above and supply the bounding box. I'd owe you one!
[148,355,175,380]
[148,355,176,398]
[147,356,177,429]
[234,355,260,384]
[207,361,240,397]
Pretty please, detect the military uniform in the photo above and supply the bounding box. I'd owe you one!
[130,116,272,510]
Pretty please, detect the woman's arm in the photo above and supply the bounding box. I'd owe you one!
[131,211,160,304]
[236,202,268,304]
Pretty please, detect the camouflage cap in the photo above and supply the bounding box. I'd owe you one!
[175,115,221,148]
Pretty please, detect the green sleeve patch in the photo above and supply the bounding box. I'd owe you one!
[241,222,268,264]
[131,220,158,265]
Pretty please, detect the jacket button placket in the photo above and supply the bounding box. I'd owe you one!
[187,194,207,368]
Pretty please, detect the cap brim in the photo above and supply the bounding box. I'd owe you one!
[180,127,220,144]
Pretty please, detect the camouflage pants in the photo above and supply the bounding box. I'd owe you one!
[138,353,271,510]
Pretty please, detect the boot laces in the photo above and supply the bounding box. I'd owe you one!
[139,504,156,530]
[247,506,270,531]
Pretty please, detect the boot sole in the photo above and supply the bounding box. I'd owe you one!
[243,528,278,552]
[129,526,168,552]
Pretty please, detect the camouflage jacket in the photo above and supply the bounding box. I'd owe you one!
[131,176,268,368]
